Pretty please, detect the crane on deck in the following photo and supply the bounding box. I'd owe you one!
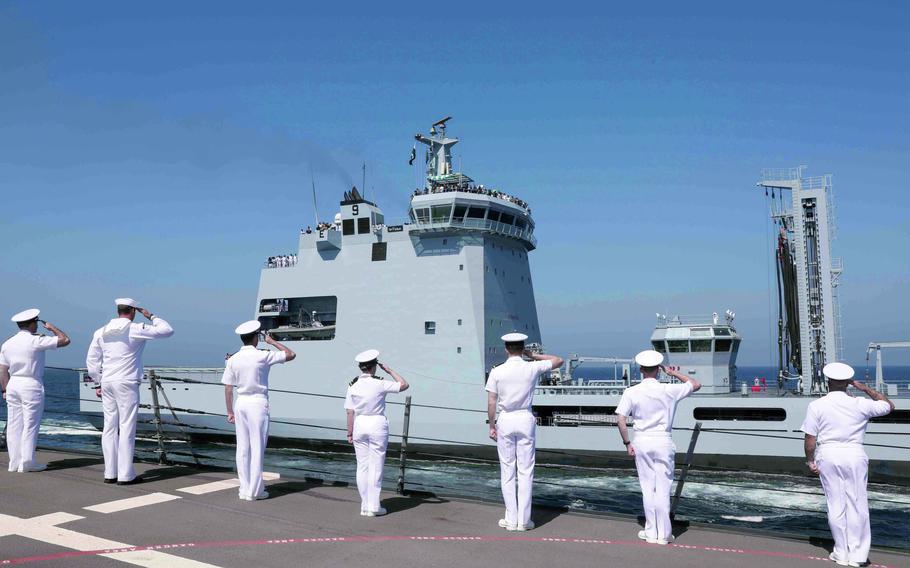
[866,341,910,393]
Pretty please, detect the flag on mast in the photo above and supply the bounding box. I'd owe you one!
[409,145,417,166]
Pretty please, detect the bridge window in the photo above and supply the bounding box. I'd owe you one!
[357,217,371,234]
[453,206,467,223]
[500,213,514,225]
[651,341,667,353]
[466,207,486,219]
[715,339,732,352]
[487,210,501,222]
[432,205,452,223]
[691,340,712,352]
[342,219,355,235]
[693,407,787,421]
[425,321,436,335]
[415,208,430,223]
[667,340,689,353]
[714,328,731,336]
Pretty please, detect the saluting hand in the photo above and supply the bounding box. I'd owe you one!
[851,380,867,392]
[378,362,391,373]
[138,308,153,320]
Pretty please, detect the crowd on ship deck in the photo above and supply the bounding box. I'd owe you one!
[413,184,531,214]
[266,254,297,268]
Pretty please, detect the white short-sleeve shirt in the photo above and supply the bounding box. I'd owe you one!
[800,391,891,445]
[484,356,554,413]
[0,331,58,381]
[85,317,175,384]
[614,378,694,433]
[221,345,287,397]
[344,374,401,416]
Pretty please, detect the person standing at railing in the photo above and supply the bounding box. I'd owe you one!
[344,350,409,517]
[85,298,174,485]
[615,349,700,545]
[0,309,70,473]
[801,362,894,568]
[485,332,564,531]
[221,320,295,501]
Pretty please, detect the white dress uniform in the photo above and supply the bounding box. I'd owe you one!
[615,351,694,543]
[484,346,553,529]
[221,322,287,500]
[800,363,891,566]
[0,310,58,472]
[344,350,401,515]
[85,299,174,482]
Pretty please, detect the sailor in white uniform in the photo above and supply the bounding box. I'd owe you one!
[344,349,409,516]
[0,309,70,472]
[801,362,894,567]
[222,320,295,501]
[86,298,174,484]
[615,349,700,545]
[485,333,564,531]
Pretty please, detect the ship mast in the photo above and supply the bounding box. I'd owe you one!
[757,167,844,395]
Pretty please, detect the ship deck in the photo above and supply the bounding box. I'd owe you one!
[1,449,906,568]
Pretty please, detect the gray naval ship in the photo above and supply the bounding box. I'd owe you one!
[79,119,910,480]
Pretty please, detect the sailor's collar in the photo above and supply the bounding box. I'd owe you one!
[507,355,524,362]
[641,377,659,383]
[240,345,256,350]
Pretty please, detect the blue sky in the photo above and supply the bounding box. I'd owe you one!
[1,2,908,366]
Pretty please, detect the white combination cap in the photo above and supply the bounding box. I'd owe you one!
[823,362,855,381]
[234,320,262,335]
[355,349,380,364]
[501,332,528,342]
[114,298,139,308]
[11,308,40,323]
[635,349,664,367]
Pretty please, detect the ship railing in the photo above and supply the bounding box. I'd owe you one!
[534,384,627,396]
[30,365,910,538]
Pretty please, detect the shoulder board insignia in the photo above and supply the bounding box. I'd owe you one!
[348,375,360,387]
[371,375,383,380]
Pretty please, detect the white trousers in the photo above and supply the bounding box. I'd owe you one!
[496,410,536,527]
[101,381,140,482]
[5,377,45,472]
[234,396,270,499]
[633,434,676,541]
[352,414,388,512]
[817,444,871,565]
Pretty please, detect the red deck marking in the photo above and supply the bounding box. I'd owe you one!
[0,535,900,567]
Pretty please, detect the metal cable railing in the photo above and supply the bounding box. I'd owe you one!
[8,366,910,528]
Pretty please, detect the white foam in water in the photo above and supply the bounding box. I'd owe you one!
[721,515,764,523]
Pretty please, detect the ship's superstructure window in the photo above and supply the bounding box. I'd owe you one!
[715,339,732,352]
[693,407,787,422]
[500,213,514,225]
[453,205,467,223]
[257,296,337,341]
[342,219,355,235]
[487,210,501,222]
[667,340,689,353]
[691,339,712,352]
[466,207,486,219]
[457,347,462,354]
[357,217,371,234]
[714,328,731,336]
[651,340,667,353]
[425,321,436,335]
[432,205,452,223]
[371,242,387,261]
[457,319,462,325]
[459,264,463,271]
[415,208,430,223]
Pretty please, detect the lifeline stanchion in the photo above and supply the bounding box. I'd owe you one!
[671,421,702,519]
[397,395,412,494]
[147,370,170,465]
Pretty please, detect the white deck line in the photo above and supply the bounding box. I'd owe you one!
[177,472,280,495]
[84,492,181,514]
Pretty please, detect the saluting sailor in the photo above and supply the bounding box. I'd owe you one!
[86,298,174,484]
[0,309,70,472]
[615,350,700,545]
[222,320,295,501]
[801,362,894,567]
[485,333,563,531]
[344,350,409,517]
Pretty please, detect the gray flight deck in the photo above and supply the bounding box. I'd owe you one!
[1,450,906,568]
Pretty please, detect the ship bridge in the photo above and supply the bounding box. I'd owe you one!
[651,311,741,395]
[408,117,536,250]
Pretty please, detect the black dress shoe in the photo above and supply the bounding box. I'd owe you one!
[104,478,117,484]
[116,477,143,486]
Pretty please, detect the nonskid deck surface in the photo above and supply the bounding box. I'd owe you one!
[0,451,906,568]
